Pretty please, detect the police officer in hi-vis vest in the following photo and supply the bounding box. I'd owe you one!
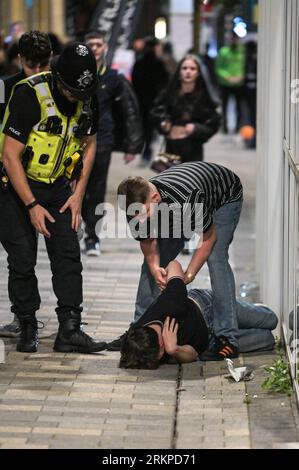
[0,42,107,354]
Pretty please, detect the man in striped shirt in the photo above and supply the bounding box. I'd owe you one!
[114,162,243,360]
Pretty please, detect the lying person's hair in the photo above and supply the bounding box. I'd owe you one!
[119,326,160,369]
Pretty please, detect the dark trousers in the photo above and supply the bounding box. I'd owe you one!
[82,146,112,242]
[221,86,244,133]
[0,178,82,316]
[141,110,154,161]
[244,89,257,128]
[166,138,204,163]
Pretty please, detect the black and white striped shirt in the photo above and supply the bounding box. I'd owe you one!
[151,162,242,232]
[130,162,243,240]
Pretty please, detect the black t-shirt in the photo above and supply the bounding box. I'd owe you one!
[134,278,209,356]
[2,76,98,144]
[0,70,26,123]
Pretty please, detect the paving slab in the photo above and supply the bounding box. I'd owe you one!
[0,134,299,449]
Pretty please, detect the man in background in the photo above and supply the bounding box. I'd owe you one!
[82,31,143,256]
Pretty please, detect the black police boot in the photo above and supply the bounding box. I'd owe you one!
[54,310,107,353]
[16,314,38,353]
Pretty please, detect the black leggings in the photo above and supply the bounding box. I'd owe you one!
[165,138,203,163]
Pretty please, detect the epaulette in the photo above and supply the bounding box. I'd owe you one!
[27,72,51,87]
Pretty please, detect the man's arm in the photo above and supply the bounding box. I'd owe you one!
[115,75,143,159]
[140,238,167,290]
[59,133,96,230]
[162,317,198,363]
[166,260,184,282]
[72,134,96,199]
[2,136,35,205]
[172,345,198,363]
[2,135,55,237]
[184,224,217,284]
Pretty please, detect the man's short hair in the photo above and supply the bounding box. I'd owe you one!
[119,326,160,369]
[118,176,150,211]
[19,31,52,64]
[84,31,107,43]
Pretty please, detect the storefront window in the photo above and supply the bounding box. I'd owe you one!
[282,0,299,393]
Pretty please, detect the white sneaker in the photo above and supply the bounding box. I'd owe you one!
[85,240,101,257]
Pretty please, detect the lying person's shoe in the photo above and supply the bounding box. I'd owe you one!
[106,332,127,351]
[0,316,21,338]
[199,336,239,361]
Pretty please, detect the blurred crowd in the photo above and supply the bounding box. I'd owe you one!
[0,22,63,77]
[0,23,257,165]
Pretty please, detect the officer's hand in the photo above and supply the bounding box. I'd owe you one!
[59,194,82,231]
[29,205,55,238]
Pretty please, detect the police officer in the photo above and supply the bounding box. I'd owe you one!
[0,42,106,353]
[0,31,52,338]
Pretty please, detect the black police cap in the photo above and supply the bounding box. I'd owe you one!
[51,42,98,101]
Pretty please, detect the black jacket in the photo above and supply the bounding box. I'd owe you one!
[112,75,144,154]
[151,89,221,144]
[96,66,143,154]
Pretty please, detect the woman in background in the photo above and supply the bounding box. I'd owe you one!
[151,54,221,163]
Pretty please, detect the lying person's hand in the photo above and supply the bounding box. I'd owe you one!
[152,267,167,290]
[162,317,179,356]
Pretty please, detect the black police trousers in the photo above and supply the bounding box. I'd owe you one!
[0,178,83,316]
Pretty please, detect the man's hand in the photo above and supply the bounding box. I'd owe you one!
[123,153,136,164]
[29,205,55,238]
[59,193,82,231]
[162,317,179,356]
[151,266,167,290]
[184,272,194,285]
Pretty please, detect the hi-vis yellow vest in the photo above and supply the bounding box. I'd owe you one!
[0,72,89,184]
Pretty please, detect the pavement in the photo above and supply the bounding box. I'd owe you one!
[0,134,298,449]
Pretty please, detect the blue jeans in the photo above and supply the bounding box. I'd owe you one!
[206,200,242,346]
[188,289,278,353]
[134,200,242,348]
